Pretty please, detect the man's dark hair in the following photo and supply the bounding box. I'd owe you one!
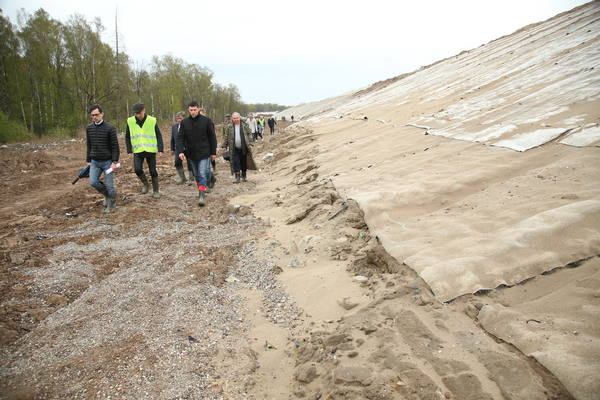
[88,104,102,114]
[132,103,145,113]
[188,100,199,108]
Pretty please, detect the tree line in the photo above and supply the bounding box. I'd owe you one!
[0,8,288,142]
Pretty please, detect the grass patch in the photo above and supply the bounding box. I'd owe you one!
[0,112,35,143]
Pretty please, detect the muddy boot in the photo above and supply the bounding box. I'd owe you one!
[188,173,195,185]
[198,190,206,207]
[176,167,186,184]
[151,176,160,198]
[208,174,216,189]
[241,170,247,182]
[139,174,149,194]
[233,172,241,184]
[102,197,115,214]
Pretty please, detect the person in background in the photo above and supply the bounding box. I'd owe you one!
[125,103,164,198]
[170,111,195,184]
[176,100,217,206]
[267,115,277,135]
[221,112,255,183]
[247,112,258,142]
[221,114,231,146]
[86,104,120,214]
[257,115,265,139]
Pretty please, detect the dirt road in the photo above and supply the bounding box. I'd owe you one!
[0,124,576,399]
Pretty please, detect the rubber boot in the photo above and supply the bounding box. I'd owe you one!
[241,170,247,182]
[102,197,114,214]
[151,176,160,198]
[198,190,206,207]
[188,172,195,185]
[139,174,149,194]
[176,167,186,184]
[234,172,241,184]
[103,195,117,208]
[98,187,108,206]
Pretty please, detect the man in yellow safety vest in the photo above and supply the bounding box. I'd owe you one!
[125,103,164,197]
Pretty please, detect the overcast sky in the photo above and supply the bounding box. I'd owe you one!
[1,0,589,106]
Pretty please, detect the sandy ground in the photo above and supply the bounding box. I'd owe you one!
[0,121,588,399]
[272,4,600,399]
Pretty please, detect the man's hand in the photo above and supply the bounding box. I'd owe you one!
[178,153,186,161]
[110,162,118,171]
[158,152,164,158]
[210,155,216,161]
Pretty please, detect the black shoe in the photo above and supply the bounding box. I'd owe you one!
[198,191,206,206]
[234,172,241,184]
[241,171,247,182]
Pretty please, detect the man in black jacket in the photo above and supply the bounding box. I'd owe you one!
[86,105,120,214]
[170,111,195,184]
[267,116,277,135]
[176,100,217,206]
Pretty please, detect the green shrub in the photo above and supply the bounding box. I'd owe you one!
[0,111,34,143]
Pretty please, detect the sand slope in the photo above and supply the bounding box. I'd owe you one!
[275,2,600,399]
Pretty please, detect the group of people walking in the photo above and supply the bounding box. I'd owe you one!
[246,113,278,140]
[85,101,270,214]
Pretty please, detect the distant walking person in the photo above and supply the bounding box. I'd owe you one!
[222,112,256,183]
[86,105,120,214]
[257,115,265,139]
[221,114,231,148]
[247,113,258,142]
[125,103,164,198]
[176,100,217,206]
[291,115,294,122]
[170,111,195,184]
[267,116,276,135]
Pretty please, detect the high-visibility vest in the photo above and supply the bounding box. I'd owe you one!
[127,115,158,153]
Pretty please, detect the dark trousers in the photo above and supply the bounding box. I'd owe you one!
[174,153,194,174]
[134,152,157,177]
[269,126,275,135]
[231,147,247,173]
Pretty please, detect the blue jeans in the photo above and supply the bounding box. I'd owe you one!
[189,158,211,190]
[89,159,116,199]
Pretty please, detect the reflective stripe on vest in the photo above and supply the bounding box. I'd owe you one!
[128,115,158,153]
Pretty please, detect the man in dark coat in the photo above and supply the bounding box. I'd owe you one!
[85,104,120,214]
[175,100,217,206]
[267,116,277,135]
[170,111,195,184]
